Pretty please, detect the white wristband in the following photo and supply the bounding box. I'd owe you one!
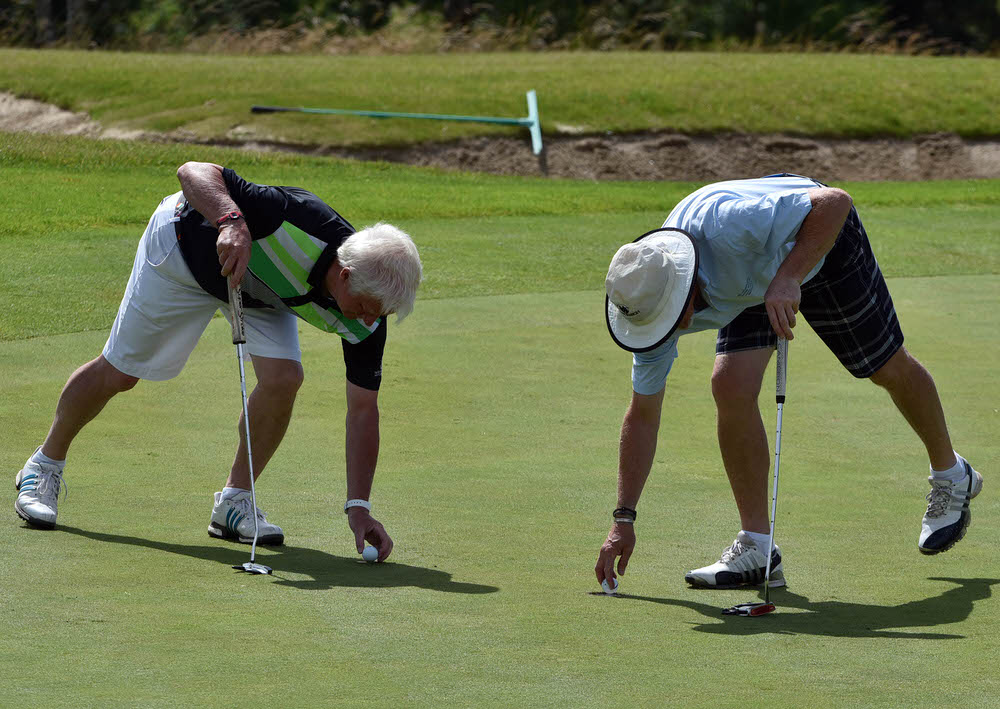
[344,498,371,514]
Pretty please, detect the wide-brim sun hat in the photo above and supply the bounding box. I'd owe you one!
[605,228,699,352]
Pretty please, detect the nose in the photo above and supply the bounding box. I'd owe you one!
[363,314,377,326]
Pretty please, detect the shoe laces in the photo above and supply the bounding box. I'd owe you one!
[924,480,954,519]
[720,539,750,563]
[233,495,268,523]
[31,467,67,505]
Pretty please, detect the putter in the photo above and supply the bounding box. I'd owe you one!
[228,278,272,576]
[723,336,787,617]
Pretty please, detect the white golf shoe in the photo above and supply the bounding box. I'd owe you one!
[685,531,785,589]
[918,459,983,555]
[208,490,284,545]
[14,454,65,529]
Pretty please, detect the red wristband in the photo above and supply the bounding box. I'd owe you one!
[215,211,244,227]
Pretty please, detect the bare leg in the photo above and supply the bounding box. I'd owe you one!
[225,356,304,489]
[41,355,139,460]
[869,347,956,470]
[712,348,774,534]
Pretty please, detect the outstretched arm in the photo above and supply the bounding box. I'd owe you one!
[344,380,393,561]
[176,161,252,285]
[765,187,853,339]
[595,387,665,586]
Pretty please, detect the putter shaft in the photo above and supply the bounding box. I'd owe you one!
[235,341,261,564]
[229,279,269,575]
[762,337,788,605]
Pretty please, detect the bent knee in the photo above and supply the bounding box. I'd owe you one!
[257,361,305,396]
[869,347,914,388]
[712,368,763,407]
[115,374,140,392]
[711,351,770,407]
[94,357,139,392]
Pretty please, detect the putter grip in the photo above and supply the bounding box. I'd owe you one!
[251,105,290,113]
[776,337,788,402]
[228,278,246,345]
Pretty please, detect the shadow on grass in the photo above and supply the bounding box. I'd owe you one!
[54,525,498,594]
[599,577,998,638]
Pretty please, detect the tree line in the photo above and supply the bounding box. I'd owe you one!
[2,0,997,54]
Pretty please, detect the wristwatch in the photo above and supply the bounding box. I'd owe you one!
[344,499,372,514]
[215,211,244,228]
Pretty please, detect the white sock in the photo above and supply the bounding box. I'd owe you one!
[31,448,65,470]
[931,451,966,483]
[221,486,250,501]
[742,530,772,551]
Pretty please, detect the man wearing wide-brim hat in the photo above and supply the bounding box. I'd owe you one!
[595,174,983,592]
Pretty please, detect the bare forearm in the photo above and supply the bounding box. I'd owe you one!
[778,188,853,283]
[345,404,380,500]
[176,161,238,223]
[616,391,663,508]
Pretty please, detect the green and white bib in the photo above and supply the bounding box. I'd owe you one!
[241,223,378,345]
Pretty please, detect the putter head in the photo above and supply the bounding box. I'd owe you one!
[233,562,272,575]
[722,601,776,617]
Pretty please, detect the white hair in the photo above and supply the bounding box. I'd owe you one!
[336,222,422,322]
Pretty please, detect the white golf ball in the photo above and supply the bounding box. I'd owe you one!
[601,578,619,595]
[362,546,378,562]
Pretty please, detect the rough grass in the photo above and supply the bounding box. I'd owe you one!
[2,49,999,145]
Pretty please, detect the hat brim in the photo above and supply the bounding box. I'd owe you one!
[606,228,698,353]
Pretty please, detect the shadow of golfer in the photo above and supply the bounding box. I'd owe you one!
[55,525,498,595]
[602,577,998,639]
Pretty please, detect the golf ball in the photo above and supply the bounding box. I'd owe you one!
[362,546,378,562]
[601,578,619,595]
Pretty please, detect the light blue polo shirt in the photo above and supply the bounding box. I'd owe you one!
[631,175,820,395]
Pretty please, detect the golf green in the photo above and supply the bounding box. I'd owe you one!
[2,275,997,707]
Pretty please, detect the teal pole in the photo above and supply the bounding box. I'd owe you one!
[252,90,543,155]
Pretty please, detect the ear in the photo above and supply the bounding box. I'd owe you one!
[325,264,350,298]
[342,268,356,298]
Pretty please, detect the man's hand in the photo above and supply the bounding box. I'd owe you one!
[764,273,800,340]
[217,222,252,286]
[763,187,851,341]
[175,162,251,285]
[595,522,636,587]
[348,508,393,562]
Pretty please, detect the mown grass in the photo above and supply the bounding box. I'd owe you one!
[2,133,998,342]
[2,281,998,708]
[3,131,999,228]
[1,49,999,145]
[1,118,998,706]
[2,42,999,706]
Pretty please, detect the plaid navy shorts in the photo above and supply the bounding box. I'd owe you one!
[716,206,904,378]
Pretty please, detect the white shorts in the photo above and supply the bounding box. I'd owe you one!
[102,192,301,381]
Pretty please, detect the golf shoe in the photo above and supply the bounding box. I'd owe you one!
[208,490,284,545]
[685,531,785,589]
[918,458,983,555]
[14,453,65,529]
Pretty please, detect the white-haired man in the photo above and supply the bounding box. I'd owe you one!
[15,162,422,562]
[595,173,982,591]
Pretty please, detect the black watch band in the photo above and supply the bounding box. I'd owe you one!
[613,506,637,523]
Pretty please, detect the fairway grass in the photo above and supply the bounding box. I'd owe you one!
[2,132,999,341]
[2,275,998,708]
[3,205,998,341]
